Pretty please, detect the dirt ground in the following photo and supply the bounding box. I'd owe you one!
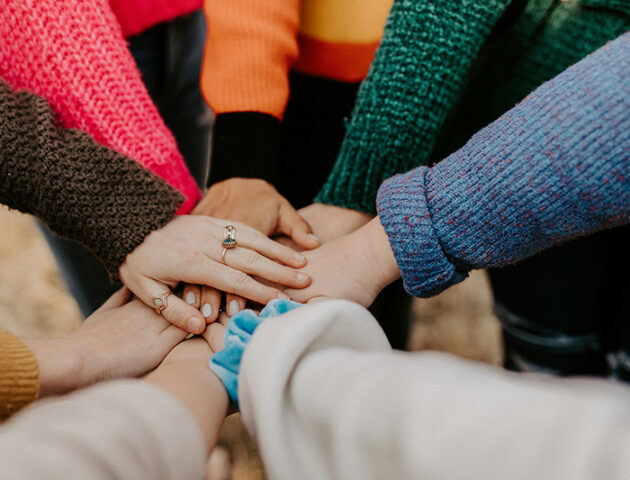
[0,206,502,479]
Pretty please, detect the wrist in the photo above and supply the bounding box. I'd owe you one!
[208,112,282,187]
[358,217,401,292]
[23,337,83,396]
[146,361,229,453]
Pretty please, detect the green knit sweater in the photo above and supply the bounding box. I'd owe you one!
[315,0,629,214]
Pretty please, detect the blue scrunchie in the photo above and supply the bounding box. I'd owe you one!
[209,299,302,407]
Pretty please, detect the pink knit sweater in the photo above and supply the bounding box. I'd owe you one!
[111,0,203,38]
[0,0,201,213]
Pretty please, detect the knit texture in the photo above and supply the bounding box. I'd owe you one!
[377,34,630,297]
[0,0,200,213]
[210,299,302,408]
[208,113,282,187]
[0,80,184,279]
[0,331,39,420]
[317,0,630,213]
[110,0,202,37]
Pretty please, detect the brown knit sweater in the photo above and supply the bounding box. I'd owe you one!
[0,331,39,419]
[0,78,185,279]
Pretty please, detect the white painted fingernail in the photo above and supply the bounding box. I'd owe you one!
[188,317,202,333]
[201,303,213,318]
[308,234,320,242]
[228,300,240,317]
[297,273,309,282]
[294,253,306,262]
[278,292,290,299]
[185,292,196,305]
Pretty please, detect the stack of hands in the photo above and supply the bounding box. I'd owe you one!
[119,177,401,336]
[29,178,401,401]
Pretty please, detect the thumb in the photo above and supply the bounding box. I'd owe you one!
[277,203,321,250]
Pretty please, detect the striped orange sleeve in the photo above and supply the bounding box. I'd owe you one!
[201,0,301,119]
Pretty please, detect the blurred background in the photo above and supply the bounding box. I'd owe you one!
[0,205,502,479]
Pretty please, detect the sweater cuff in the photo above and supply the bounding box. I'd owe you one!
[376,167,467,297]
[208,112,282,187]
[210,299,302,408]
[0,331,39,419]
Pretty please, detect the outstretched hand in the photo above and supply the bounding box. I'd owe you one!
[119,216,310,334]
[283,218,401,307]
[185,178,320,320]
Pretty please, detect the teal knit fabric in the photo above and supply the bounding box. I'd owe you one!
[315,0,630,214]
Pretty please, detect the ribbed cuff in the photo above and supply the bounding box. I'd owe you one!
[0,331,39,419]
[210,299,302,408]
[376,167,467,297]
[208,112,282,187]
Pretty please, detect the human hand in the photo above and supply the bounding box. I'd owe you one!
[25,288,189,397]
[119,216,311,334]
[283,218,401,306]
[185,179,320,320]
[195,178,320,249]
[298,203,373,243]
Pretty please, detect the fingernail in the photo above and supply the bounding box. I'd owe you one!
[308,234,320,243]
[185,292,196,305]
[188,317,202,333]
[297,273,309,282]
[294,253,306,263]
[278,292,290,299]
[228,300,240,317]
[201,303,213,318]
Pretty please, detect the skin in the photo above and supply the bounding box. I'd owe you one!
[145,333,229,455]
[119,215,311,334]
[183,198,374,320]
[283,217,401,306]
[23,288,189,396]
[185,179,322,321]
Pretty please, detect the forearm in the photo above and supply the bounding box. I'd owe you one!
[146,361,228,454]
[202,0,301,186]
[240,301,630,480]
[0,80,183,278]
[0,0,200,211]
[377,33,630,297]
[315,0,511,213]
[0,380,207,479]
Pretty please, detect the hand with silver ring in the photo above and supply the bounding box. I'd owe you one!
[119,216,313,334]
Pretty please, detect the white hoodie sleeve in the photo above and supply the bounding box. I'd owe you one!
[239,299,630,480]
[0,380,206,480]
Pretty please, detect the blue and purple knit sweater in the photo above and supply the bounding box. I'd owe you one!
[377,33,630,298]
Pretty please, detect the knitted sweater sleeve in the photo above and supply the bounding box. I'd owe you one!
[0,0,200,213]
[0,80,184,279]
[0,331,39,420]
[315,0,512,214]
[376,33,630,297]
[201,0,300,186]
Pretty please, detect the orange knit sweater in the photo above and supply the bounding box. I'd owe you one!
[201,0,393,119]
[0,331,39,420]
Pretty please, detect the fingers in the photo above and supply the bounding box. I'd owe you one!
[234,223,307,268]
[183,284,201,309]
[201,312,229,353]
[200,286,221,323]
[277,203,321,250]
[225,293,246,318]
[224,247,311,289]
[136,277,206,335]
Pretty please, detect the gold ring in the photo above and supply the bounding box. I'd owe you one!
[152,291,171,315]
[223,225,237,249]
[221,247,229,265]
